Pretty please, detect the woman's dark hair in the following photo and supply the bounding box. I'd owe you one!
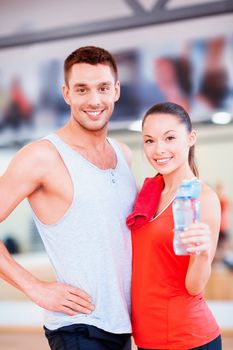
[142,102,198,177]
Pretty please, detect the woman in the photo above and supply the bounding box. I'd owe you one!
[127,102,221,349]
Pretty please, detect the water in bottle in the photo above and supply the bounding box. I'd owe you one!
[172,179,201,255]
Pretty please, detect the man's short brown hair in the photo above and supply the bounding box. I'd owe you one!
[64,46,118,85]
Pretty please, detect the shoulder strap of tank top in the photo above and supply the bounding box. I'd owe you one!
[42,133,69,152]
[107,138,129,168]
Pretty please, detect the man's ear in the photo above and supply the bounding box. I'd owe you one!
[114,80,120,102]
[62,83,70,106]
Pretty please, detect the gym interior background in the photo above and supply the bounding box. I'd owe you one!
[0,1,233,349]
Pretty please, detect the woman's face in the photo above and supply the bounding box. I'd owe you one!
[142,113,196,175]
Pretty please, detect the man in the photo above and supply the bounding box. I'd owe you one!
[0,46,137,350]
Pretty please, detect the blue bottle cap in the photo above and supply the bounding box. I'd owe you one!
[176,179,201,199]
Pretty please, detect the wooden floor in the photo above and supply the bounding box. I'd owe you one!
[0,330,232,350]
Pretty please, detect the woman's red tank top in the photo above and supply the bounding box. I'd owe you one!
[131,202,220,349]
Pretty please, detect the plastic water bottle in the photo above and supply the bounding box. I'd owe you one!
[172,179,201,255]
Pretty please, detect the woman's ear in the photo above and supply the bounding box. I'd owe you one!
[189,129,197,147]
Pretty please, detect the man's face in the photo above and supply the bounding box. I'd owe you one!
[62,63,120,132]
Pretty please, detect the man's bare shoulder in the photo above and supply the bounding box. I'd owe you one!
[16,139,60,166]
[0,139,61,214]
[6,139,61,183]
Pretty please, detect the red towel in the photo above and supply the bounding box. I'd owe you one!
[126,175,164,231]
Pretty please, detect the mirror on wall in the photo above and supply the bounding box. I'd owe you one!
[0,35,233,147]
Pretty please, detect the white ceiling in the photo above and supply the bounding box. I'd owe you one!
[0,0,133,37]
[0,0,229,38]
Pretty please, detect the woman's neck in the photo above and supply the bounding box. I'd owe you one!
[162,167,195,193]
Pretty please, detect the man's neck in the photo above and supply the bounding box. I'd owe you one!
[57,121,109,151]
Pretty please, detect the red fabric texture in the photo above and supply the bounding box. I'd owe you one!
[126,175,164,231]
[131,203,220,349]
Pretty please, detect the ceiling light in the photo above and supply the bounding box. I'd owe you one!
[211,112,232,125]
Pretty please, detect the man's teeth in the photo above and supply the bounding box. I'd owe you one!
[87,111,102,116]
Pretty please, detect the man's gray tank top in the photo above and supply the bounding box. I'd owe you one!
[31,133,137,333]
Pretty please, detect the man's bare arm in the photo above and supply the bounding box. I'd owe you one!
[0,142,94,315]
